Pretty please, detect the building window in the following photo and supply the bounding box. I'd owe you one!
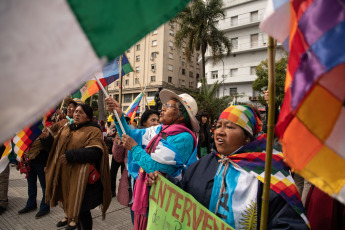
[136,66,140,73]
[169,30,174,36]
[152,30,158,35]
[116,81,119,86]
[124,94,132,103]
[169,41,174,50]
[168,76,172,83]
[113,94,119,101]
[136,44,140,50]
[170,22,175,28]
[189,71,193,78]
[151,64,156,72]
[251,34,259,47]
[126,49,130,53]
[135,78,139,84]
[250,66,256,75]
[168,53,173,59]
[196,73,200,79]
[151,52,158,60]
[136,55,140,62]
[182,47,185,53]
[168,65,173,71]
[180,79,185,86]
[230,88,238,97]
[151,76,156,82]
[211,71,218,79]
[230,68,238,77]
[125,79,129,85]
[231,16,238,26]
[182,68,186,75]
[196,54,200,64]
[182,61,186,66]
[250,11,259,22]
[152,40,157,46]
[231,38,238,49]
[147,92,155,97]
[133,93,139,99]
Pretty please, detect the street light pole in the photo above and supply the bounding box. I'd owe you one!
[220,59,225,97]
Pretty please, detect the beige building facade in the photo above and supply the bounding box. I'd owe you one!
[108,22,203,113]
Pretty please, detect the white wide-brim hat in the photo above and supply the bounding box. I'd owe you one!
[159,89,199,133]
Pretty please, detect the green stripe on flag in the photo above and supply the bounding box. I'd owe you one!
[72,90,82,99]
[67,0,190,60]
[122,63,133,73]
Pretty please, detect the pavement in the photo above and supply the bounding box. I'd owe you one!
[0,164,133,230]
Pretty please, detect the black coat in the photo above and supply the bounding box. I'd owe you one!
[167,153,308,230]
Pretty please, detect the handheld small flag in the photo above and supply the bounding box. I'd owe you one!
[125,91,145,124]
[72,54,133,101]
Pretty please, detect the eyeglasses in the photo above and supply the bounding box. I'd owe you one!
[162,103,177,109]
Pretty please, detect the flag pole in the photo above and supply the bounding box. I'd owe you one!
[94,76,126,135]
[119,55,123,107]
[123,53,151,109]
[260,35,276,230]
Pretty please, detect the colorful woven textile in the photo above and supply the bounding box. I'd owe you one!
[218,105,262,136]
[260,0,345,204]
[0,109,52,173]
[218,134,308,225]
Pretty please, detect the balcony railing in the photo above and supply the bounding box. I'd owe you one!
[217,14,263,31]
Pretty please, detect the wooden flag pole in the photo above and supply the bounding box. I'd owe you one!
[94,76,126,135]
[118,55,123,107]
[260,35,276,230]
[123,53,151,109]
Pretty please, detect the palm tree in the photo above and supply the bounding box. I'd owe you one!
[174,0,231,78]
[184,78,231,124]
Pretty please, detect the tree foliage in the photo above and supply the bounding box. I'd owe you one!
[252,56,288,106]
[174,0,231,78]
[183,78,231,124]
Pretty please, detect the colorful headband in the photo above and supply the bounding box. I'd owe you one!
[218,105,262,136]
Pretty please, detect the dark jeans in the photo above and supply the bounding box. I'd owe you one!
[110,157,124,194]
[25,163,50,212]
[79,210,92,230]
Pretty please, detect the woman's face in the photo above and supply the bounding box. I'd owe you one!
[73,106,90,125]
[67,103,76,118]
[159,99,182,125]
[201,116,208,124]
[214,119,248,156]
[143,114,160,128]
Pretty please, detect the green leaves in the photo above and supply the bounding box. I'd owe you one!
[252,56,288,106]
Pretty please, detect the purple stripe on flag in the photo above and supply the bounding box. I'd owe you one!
[299,0,345,46]
[290,50,326,110]
[311,19,345,71]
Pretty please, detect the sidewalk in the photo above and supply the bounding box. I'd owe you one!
[0,165,133,230]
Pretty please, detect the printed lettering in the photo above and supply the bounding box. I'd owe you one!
[158,182,167,209]
[202,212,213,230]
[181,197,193,226]
[165,185,177,212]
[172,191,183,219]
[192,203,205,229]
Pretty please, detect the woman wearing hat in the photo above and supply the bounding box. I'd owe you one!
[45,104,112,230]
[148,105,309,229]
[105,89,199,230]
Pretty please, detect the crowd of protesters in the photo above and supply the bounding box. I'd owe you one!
[0,88,343,230]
